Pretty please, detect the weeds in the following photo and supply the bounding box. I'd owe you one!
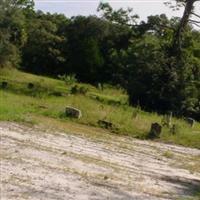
[162,151,174,159]
[0,69,200,149]
[58,74,77,85]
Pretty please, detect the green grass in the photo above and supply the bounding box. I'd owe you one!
[0,68,200,149]
[162,150,174,159]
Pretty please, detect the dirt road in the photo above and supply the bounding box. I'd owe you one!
[1,122,200,200]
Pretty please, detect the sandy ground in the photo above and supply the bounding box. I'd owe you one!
[0,122,200,200]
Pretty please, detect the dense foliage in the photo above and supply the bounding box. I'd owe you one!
[0,0,200,120]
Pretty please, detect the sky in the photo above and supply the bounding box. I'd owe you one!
[34,0,200,24]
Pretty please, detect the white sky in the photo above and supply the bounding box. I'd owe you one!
[34,0,200,24]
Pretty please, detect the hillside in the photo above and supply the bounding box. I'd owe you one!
[1,69,200,200]
[0,69,200,149]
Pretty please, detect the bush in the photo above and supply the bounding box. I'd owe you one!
[70,85,89,95]
[1,81,8,89]
[50,91,63,97]
[79,86,89,95]
[58,74,77,85]
[27,83,34,89]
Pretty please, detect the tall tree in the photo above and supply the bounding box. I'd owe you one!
[0,0,30,67]
[22,11,66,75]
[66,16,107,82]
[168,0,200,54]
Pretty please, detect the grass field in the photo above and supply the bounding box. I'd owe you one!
[0,68,200,149]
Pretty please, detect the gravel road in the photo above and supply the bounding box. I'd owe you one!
[1,122,200,200]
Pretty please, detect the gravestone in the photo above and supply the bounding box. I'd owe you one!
[149,123,162,138]
[170,124,178,135]
[161,112,172,127]
[185,117,195,128]
[65,106,82,119]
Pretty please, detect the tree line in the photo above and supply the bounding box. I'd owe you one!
[0,0,200,120]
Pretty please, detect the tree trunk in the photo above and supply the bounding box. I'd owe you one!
[171,0,196,55]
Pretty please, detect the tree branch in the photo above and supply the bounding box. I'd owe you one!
[191,12,200,19]
[159,24,175,31]
[192,22,200,28]
[189,19,200,24]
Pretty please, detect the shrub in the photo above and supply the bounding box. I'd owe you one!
[70,85,88,95]
[70,85,78,94]
[58,74,77,85]
[1,81,8,89]
[27,83,34,89]
[79,86,89,95]
[163,151,174,159]
[50,91,63,97]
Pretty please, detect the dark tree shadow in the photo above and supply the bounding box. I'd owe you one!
[160,175,200,197]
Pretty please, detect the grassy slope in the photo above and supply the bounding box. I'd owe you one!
[0,68,200,149]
